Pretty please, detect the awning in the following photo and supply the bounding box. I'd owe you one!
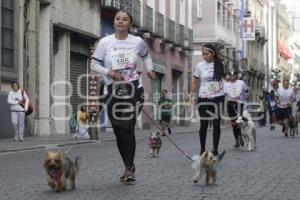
[277,40,292,60]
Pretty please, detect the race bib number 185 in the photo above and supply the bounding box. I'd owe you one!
[111,52,134,70]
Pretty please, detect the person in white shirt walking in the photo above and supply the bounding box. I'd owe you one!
[190,43,225,157]
[90,10,156,184]
[7,81,29,142]
[224,71,249,148]
[276,80,295,137]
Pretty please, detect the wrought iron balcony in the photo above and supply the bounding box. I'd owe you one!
[99,0,132,12]
[153,12,164,38]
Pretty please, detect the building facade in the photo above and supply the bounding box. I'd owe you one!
[192,0,241,76]
[0,0,101,138]
[240,0,268,101]
[0,0,193,138]
[276,1,293,83]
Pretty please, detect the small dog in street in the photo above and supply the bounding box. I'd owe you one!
[191,150,225,185]
[148,132,162,157]
[43,150,80,192]
[235,110,256,151]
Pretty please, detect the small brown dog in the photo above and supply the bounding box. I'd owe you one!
[289,116,298,137]
[43,151,80,192]
[191,150,217,185]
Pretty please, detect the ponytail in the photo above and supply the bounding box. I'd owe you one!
[202,43,224,81]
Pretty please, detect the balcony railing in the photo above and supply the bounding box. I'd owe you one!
[188,29,193,50]
[178,24,185,47]
[155,12,164,38]
[100,0,132,10]
[166,19,175,43]
[132,0,141,26]
[145,6,153,32]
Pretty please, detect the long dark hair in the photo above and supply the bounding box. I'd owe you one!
[202,43,224,81]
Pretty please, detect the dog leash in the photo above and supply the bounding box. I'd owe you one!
[141,107,193,161]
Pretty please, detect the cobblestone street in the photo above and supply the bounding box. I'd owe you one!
[1,124,300,200]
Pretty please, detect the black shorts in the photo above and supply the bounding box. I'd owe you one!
[276,107,292,121]
[161,115,171,122]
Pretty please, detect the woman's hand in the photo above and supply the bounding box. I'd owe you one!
[147,71,156,79]
[108,70,124,81]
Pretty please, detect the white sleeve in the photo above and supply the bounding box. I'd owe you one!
[7,91,18,105]
[137,37,153,72]
[90,39,110,75]
[137,38,149,58]
[243,81,248,91]
[142,53,153,72]
[193,63,201,79]
[223,82,228,94]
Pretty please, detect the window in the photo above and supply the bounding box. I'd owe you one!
[197,0,202,19]
[1,0,14,68]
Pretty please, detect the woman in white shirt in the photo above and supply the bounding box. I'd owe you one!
[190,43,225,157]
[91,10,155,184]
[7,81,29,142]
[224,71,249,147]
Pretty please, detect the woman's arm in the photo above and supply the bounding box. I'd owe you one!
[191,77,199,95]
[141,53,156,80]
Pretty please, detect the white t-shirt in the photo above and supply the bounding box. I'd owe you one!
[7,89,29,111]
[277,87,295,108]
[193,61,224,98]
[92,34,150,85]
[224,80,248,103]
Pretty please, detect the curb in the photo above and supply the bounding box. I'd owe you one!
[0,130,199,154]
[0,140,97,154]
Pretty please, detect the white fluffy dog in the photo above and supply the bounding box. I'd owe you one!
[235,110,256,151]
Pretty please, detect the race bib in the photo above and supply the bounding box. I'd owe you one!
[228,87,240,99]
[200,82,221,97]
[270,101,276,107]
[111,52,135,70]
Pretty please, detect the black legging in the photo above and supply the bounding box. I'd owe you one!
[227,101,244,141]
[197,96,224,155]
[106,83,144,168]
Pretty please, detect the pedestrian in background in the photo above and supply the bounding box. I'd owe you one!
[90,10,156,183]
[73,105,91,140]
[265,90,277,130]
[258,95,267,127]
[158,89,175,136]
[7,81,29,142]
[224,71,249,148]
[190,43,225,157]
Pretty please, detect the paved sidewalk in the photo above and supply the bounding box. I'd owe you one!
[0,122,201,153]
